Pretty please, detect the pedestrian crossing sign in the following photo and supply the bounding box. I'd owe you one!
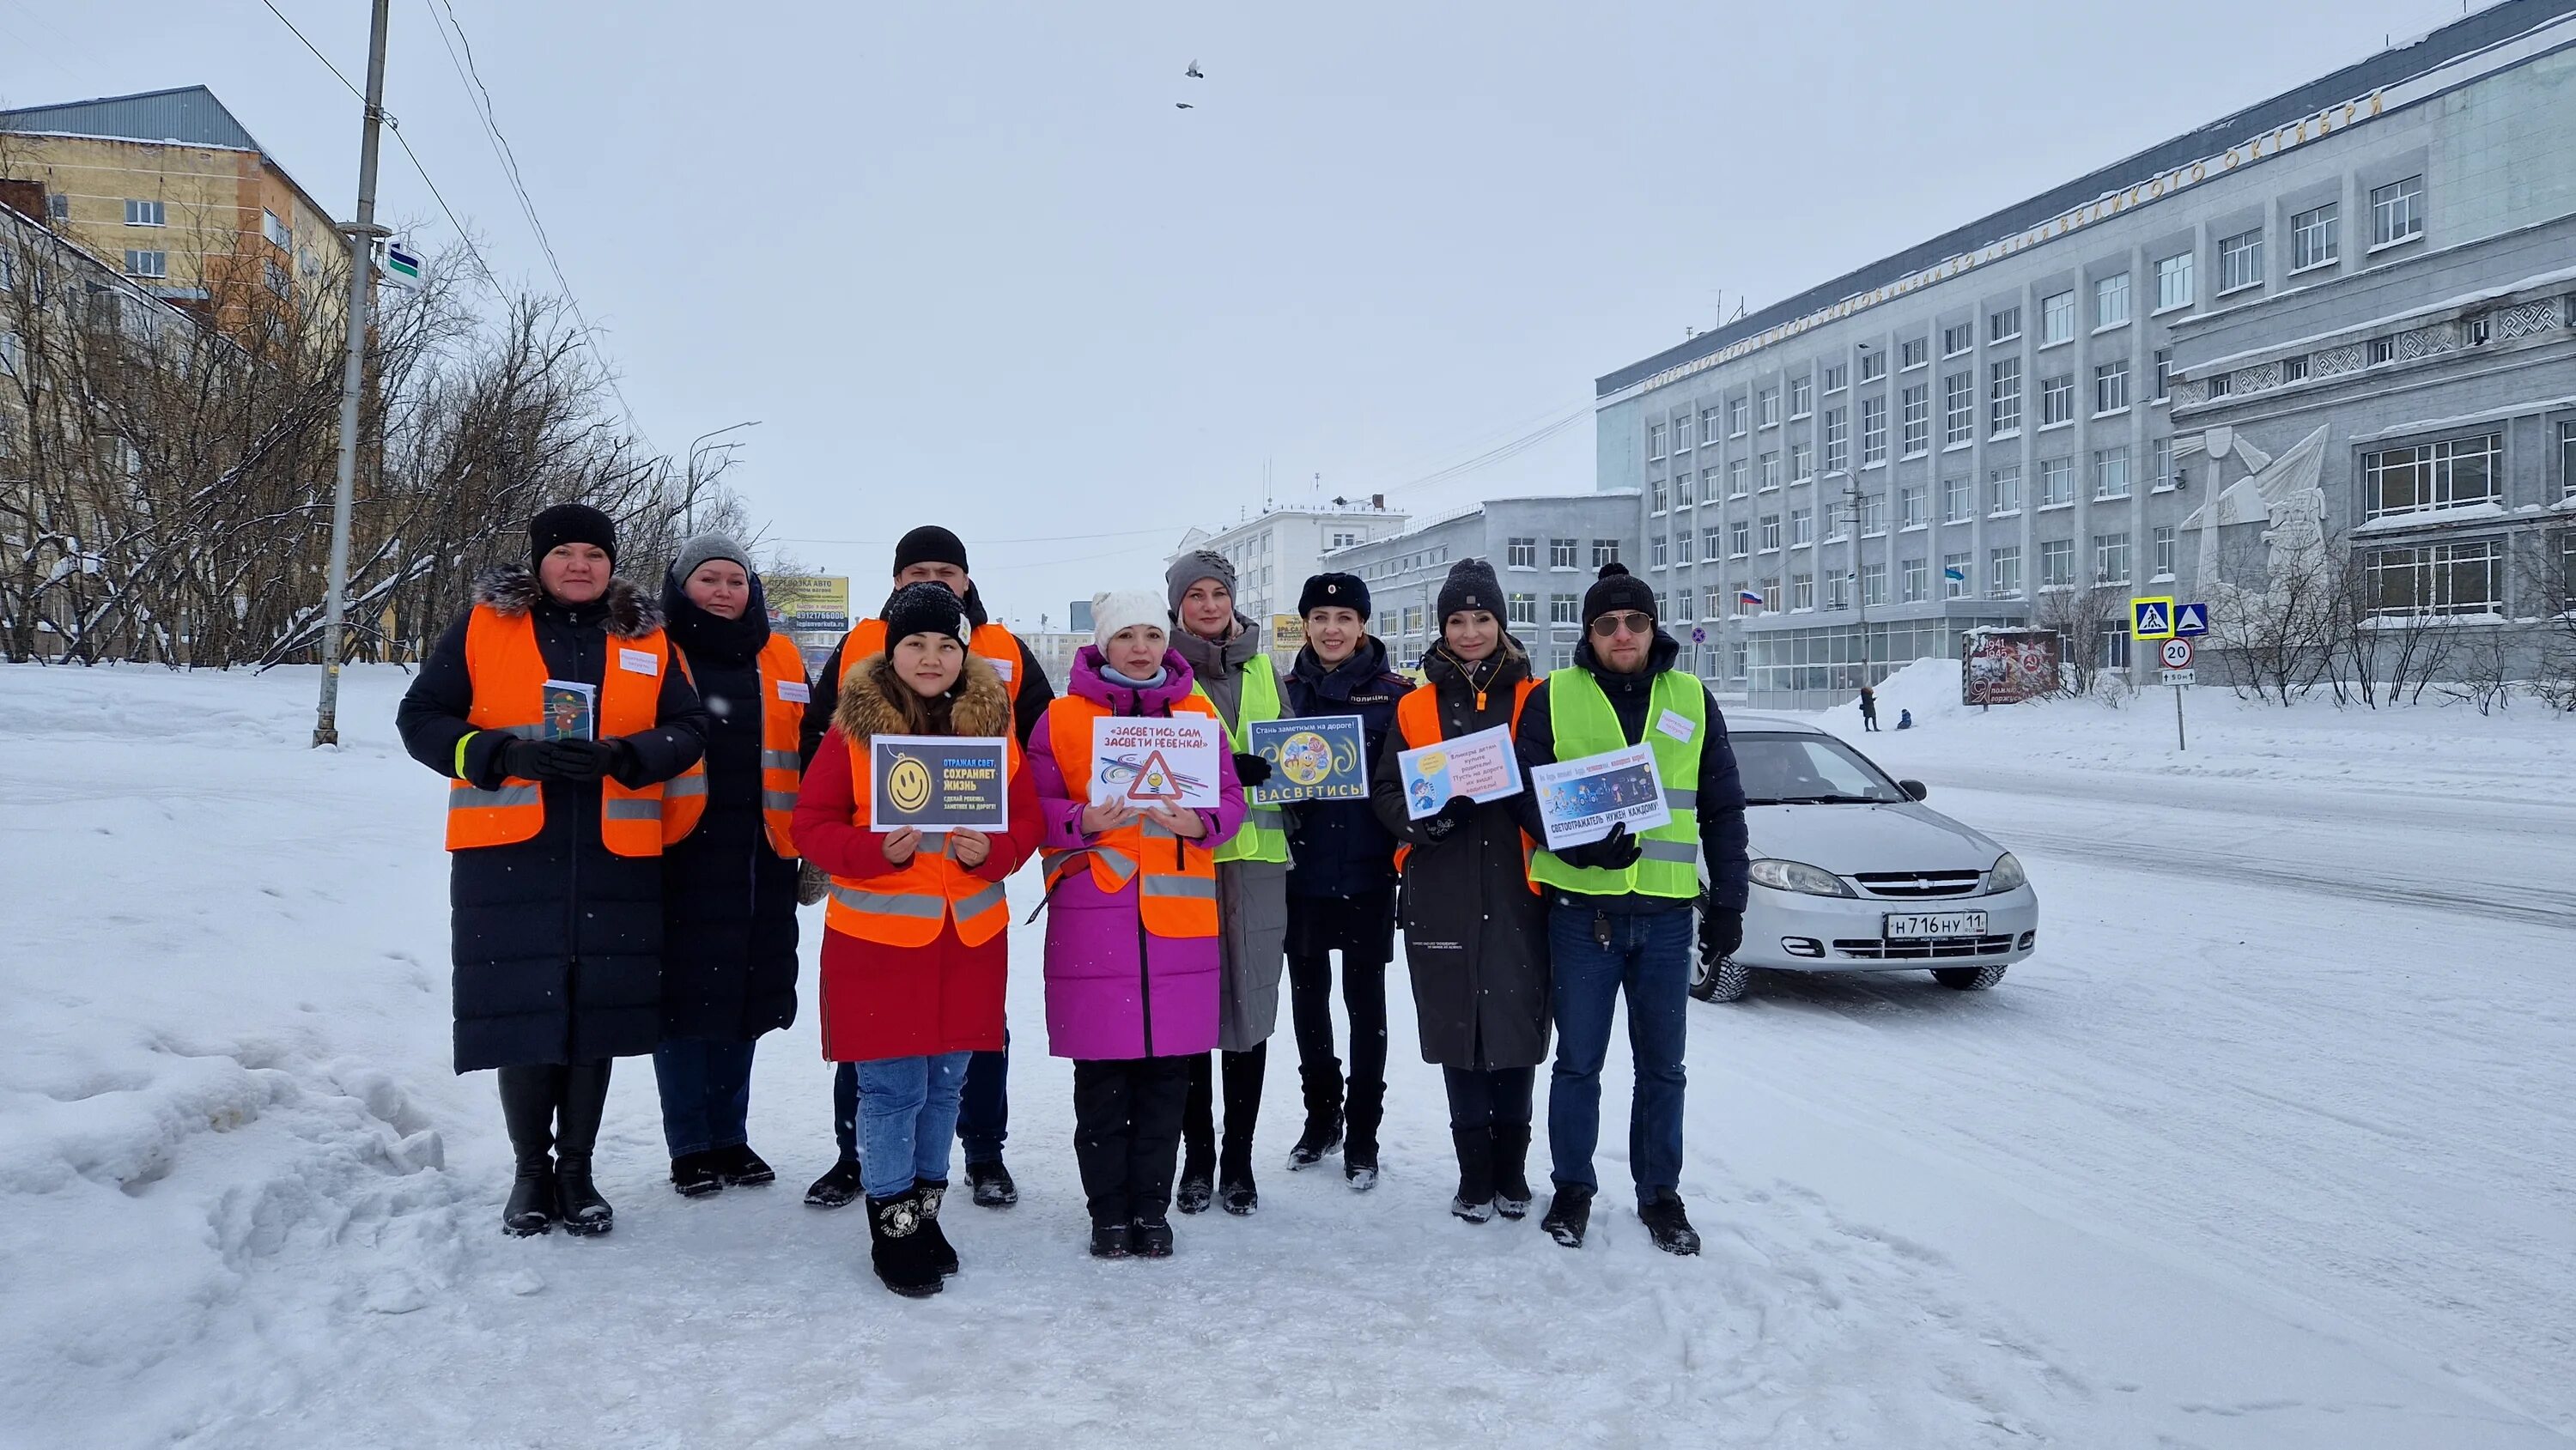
[2131,596,2175,640]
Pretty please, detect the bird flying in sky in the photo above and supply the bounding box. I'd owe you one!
[1185,60,1204,78]
[1175,101,1195,109]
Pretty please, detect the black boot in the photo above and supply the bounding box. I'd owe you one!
[496,1065,559,1236]
[1178,1053,1216,1214]
[1089,1222,1133,1259]
[1286,1060,1343,1169]
[1540,1186,1593,1248]
[1129,1216,1175,1258]
[866,1187,943,1297]
[965,1158,1018,1208]
[805,1156,864,1208]
[1343,1080,1382,1192]
[714,1144,775,1186]
[1176,1150,1215,1216]
[671,1151,726,1198]
[1216,1046,1263,1216]
[1490,1124,1534,1221]
[1638,1188,1702,1256]
[554,1059,614,1236]
[1449,1127,1496,1223]
[918,1178,959,1278]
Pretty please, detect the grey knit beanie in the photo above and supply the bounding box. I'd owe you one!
[1165,549,1237,611]
[673,531,752,584]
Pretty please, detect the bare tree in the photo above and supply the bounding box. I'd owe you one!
[2208,526,2338,705]
[2029,580,2125,696]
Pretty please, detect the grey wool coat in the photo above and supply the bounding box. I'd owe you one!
[1175,614,1288,1053]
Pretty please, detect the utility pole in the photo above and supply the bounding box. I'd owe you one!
[1839,477,1870,692]
[313,0,393,748]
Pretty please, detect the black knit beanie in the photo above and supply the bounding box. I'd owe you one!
[1435,558,1503,624]
[529,502,617,570]
[1581,561,1656,625]
[1297,572,1370,620]
[883,580,971,648]
[892,525,969,576]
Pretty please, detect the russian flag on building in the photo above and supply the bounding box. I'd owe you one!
[1737,589,1765,609]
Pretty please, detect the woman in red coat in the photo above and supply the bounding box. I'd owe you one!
[794,583,1041,1296]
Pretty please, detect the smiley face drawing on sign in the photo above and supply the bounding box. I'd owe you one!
[885,751,934,815]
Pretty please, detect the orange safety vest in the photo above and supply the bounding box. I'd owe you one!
[823,734,1023,948]
[447,604,682,858]
[1389,676,1538,888]
[840,616,1026,702]
[1039,694,1221,939]
[660,633,805,852]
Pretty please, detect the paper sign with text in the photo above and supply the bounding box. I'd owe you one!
[1531,743,1671,851]
[1090,715,1224,810]
[1395,724,1523,819]
[871,735,1011,832]
[1247,716,1365,804]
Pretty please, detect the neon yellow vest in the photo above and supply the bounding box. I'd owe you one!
[1526,668,1704,898]
[1194,661,1289,864]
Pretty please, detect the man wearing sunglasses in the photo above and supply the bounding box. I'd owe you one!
[1510,561,1748,1255]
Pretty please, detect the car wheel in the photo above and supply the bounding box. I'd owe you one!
[1691,955,1749,1003]
[1931,965,2008,991]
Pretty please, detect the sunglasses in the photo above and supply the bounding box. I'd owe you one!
[1588,610,1655,639]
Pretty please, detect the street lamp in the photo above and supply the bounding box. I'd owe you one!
[678,420,759,535]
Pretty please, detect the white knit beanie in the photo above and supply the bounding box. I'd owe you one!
[1091,589,1170,650]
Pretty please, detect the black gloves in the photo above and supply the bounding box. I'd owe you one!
[1699,905,1744,965]
[1420,793,1478,843]
[1232,751,1272,787]
[498,737,618,784]
[1553,822,1643,871]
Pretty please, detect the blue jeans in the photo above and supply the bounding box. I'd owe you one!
[835,1033,1008,1164]
[1546,905,1693,1202]
[651,1038,756,1158]
[856,1053,972,1202]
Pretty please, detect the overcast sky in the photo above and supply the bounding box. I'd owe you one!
[2,0,2468,628]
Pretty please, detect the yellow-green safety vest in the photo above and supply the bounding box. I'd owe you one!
[1195,661,1288,864]
[1526,668,1704,898]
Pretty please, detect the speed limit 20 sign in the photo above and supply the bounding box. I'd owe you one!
[2160,637,2195,670]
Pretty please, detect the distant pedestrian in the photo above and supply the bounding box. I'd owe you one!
[1896,708,1913,731]
[1859,684,1880,732]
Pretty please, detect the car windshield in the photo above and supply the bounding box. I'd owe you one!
[1733,731,1905,805]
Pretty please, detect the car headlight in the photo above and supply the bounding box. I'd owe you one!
[1747,858,1856,897]
[1984,852,2026,895]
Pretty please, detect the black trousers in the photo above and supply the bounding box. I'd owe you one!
[1441,1065,1534,1132]
[1181,1041,1267,1180]
[1072,1058,1192,1228]
[1285,946,1389,1151]
[497,1059,613,1168]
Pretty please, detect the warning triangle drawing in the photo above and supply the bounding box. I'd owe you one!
[1127,749,1184,803]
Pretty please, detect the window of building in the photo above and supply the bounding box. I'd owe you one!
[263,209,292,249]
[1899,556,1929,603]
[2154,349,2172,401]
[1989,306,2022,344]
[1549,593,1579,626]
[2153,525,2178,579]
[1403,605,1425,634]
[2096,272,2131,328]
[1893,336,1925,371]
[2040,289,2075,345]
[1552,645,1574,670]
[2366,336,2396,366]
[2040,457,2075,507]
[1859,492,1886,536]
[46,194,67,222]
[1989,464,2022,514]
[1826,572,1850,610]
[1789,442,1814,482]
[2208,370,2235,397]
[1507,536,1537,567]
[1941,323,1975,357]
[1822,362,1848,392]
[1508,592,1536,626]
[1899,384,1930,456]
[1649,478,1668,513]
[1790,507,1814,547]
[1648,422,1666,459]
[1791,573,1815,610]
[2364,434,2503,519]
[2282,354,2311,383]
[1728,458,1750,497]
[1899,483,1927,530]
[1861,561,1887,605]
[2218,228,2264,294]
[2290,203,2337,271]
[1700,406,1722,446]
[1822,408,1849,473]
[2365,539,2501,616]
[2093,531,2131,584]
[1701,468,1722,505]
[1990,545,2022,598]
[1942,373,1975,446]
[2151,437,2173,490]
[2039,538,2075,588]
[2156,251,2195,311]
[1704,585,1725,618]
[1728,395,1749,435]
[1759,388,1781,428]
[1942,476,1972,524]
[1859,349,1887,383]
[1943,552,1971,598]
[124,250,167,279]
[0,329,19,378]
[1550,537,1578,568]
[1758,578,1782,611]
[1671,416,1693,452]
[1729,519,1751,557]
[2561,421,2576,498]
[2041,373,2075,427]
[1789,373,1813,418]
[2099,621,2132,670]
[2370,175,2425,248]
[1702,526,1722,561]
[1759,452,1782,491]
[1651,536,1668,568]
[2094,358,2130,415]
[125,198,165,228]
[1593,538,1620,567]
[1759,514,1782,552]
[1990,358,2022,435]
[1861,395,1888,465]
[264,259,289,296]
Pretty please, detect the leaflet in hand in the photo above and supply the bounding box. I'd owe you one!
[871,735,1011,833]
[1530,743,1670,850]
[1395,724,1522,820]
[540,680,597,741]
[1090,715,1224,809]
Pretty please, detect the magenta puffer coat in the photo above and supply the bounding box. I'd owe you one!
[1029,646,1246,1061]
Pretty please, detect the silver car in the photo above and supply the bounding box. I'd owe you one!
[1692,713,2037,1002]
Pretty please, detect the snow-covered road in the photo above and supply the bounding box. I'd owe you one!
[2,664,2568,1448]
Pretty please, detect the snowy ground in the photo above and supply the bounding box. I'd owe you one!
[2,662,2569,1449]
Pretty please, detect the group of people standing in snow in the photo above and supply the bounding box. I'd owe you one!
[398,508,1748,1298]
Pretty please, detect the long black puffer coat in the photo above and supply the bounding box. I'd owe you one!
[1368,635,1551,1071]
[397,567,708,1072]
[659,569,801,1043]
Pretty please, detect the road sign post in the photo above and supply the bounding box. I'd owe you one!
[2157,636,2195,751]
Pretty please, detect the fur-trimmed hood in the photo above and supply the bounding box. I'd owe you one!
[474,566,662,640]
[835,649,1012,740]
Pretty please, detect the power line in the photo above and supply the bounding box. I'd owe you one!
[256,0,363,100]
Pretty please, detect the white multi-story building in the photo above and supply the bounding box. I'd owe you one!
[1169,496,1407,665]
